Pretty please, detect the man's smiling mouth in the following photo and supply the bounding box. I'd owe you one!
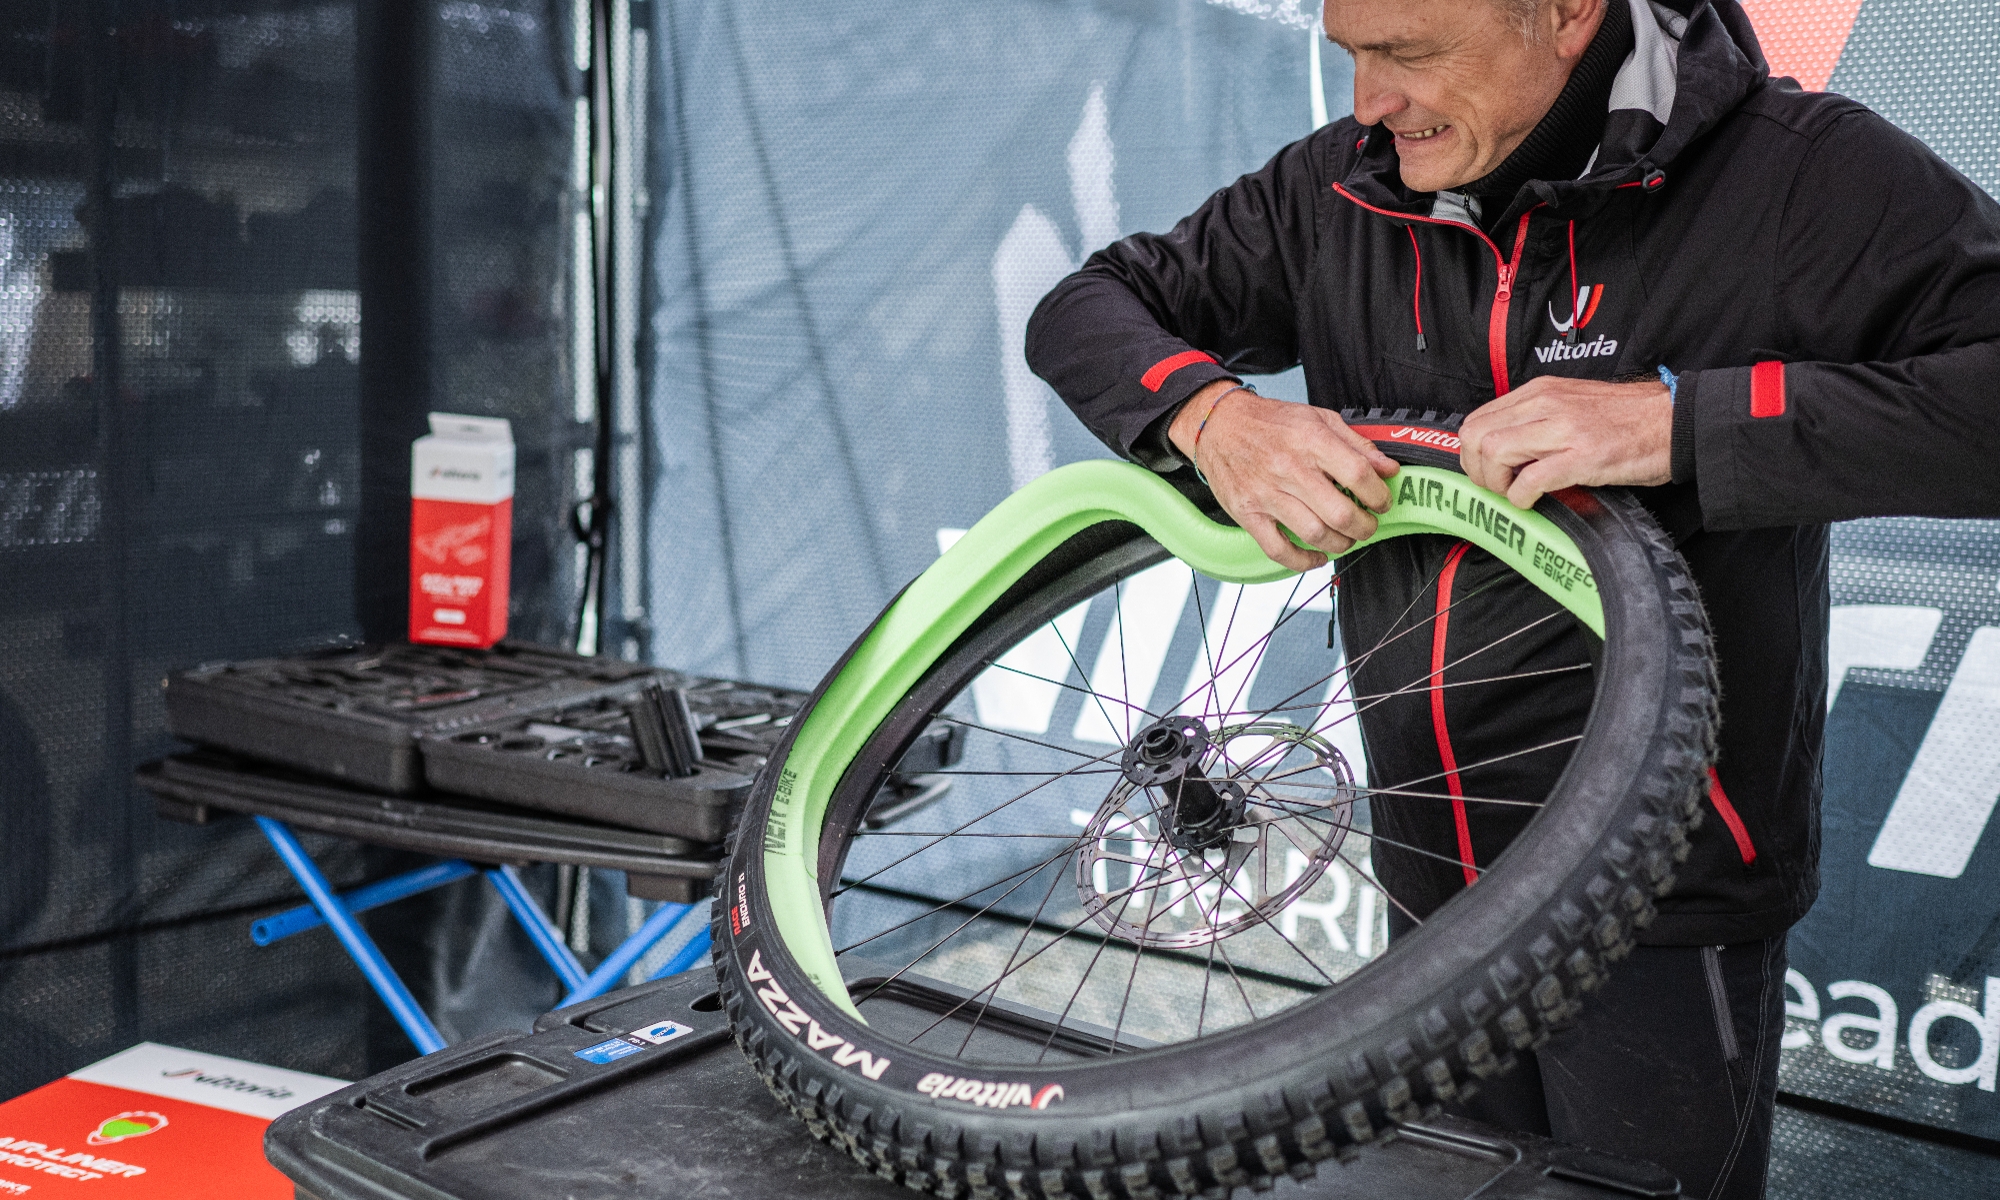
[1398,125,1449,140]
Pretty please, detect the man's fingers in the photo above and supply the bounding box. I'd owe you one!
[1268,489,1363,555]
[1325,416,1400,489]
[1314,441,1394,516]
[1505,454,1577,510]
[1463,417,1561,497]
[1240,513,1328,573]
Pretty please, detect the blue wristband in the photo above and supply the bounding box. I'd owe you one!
[1657,364,1679,405]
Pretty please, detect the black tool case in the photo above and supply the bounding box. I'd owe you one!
[167,642,967,843]
[266,968,1679,1200]
[163,642,661,794]
[417,677,812,842]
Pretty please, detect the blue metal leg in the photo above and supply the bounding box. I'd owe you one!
[648,923,713,981]
[252,860,477,946]
[558,900,691,1008]
[255,816,447,1055]
[485,865,590,995]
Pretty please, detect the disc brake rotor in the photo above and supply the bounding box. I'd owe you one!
[1076,716,1359,950]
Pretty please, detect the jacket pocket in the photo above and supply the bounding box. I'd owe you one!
[1374,353,1489,415]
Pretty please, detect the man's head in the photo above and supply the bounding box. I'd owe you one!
[1324,0,1608,193]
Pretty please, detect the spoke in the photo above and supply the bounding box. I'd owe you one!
[1196,931,1218,1037]
[1210,868,1338,986]
[1315,610,1570,741]
[846,845,1080,1005]
[1117,578,1135,743]
[1248,808,1486,878]
[934,713,1112,760]
[1198,661,1593,729]
[1052,608,1154,747]
[955,845,1072,1055]
[901,892,1126,1050]
[1168,570,1331,724]
[1211,572,1309,724]
[983,660,1160,730]
[833,742,1123,896]
[1035,860,1152,1064]
[855,830,1092,838]
[1190,569,1219,723]
[1358,734,1586,800]
[1106,847,1167,1052]
[1316,547,1465,704]
[1251,777,1545,808]
[835,838,1083,957]
[891,767,1125,778]
[1338,846,1427,929]
[1212,939,1260,1023]
[1319,563,1522,711]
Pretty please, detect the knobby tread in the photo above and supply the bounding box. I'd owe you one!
[713,409,1719,1199]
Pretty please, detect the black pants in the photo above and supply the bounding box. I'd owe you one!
[1449,933,1786,1200]
[1344,536,1785,1198]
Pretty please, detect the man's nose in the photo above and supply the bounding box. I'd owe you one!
[1351,66,1408,129]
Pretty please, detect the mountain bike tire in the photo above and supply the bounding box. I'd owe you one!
[711,409,1717,1199]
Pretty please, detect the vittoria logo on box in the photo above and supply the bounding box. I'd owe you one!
[409,414,515,648]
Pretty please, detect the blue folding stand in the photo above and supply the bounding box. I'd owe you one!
[251,816,714,1053]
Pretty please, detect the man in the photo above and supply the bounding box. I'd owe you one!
[1026,0,2000,1196]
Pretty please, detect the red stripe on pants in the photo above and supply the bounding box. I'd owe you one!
[1708,768,1758,865]
[1430,542,1479,886]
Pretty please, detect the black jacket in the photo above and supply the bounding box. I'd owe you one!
[1026,0,2000,944]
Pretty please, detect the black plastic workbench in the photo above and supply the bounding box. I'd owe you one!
[267,967,1681,1199]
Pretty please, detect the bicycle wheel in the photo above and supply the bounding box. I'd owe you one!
[712,409,1717,1198]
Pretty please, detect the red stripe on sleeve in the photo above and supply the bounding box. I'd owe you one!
[1139,350,1218,392]
[1707,768,1758,865]
[1430,542,1479,887]
[1749,360,1787,418]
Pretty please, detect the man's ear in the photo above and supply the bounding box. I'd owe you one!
[1546,0,1608,63]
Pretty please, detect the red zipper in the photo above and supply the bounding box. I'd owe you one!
[1488,212,1534,395]
[1331,183,1540,397]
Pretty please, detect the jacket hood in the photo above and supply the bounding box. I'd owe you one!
[1341,0,1771,221]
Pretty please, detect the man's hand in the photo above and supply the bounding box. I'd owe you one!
[1458,376,1673,509]
[1169,382,1399,572]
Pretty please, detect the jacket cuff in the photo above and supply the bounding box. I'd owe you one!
[1669,381,1699,483]
[1683,366,1757,529]
[1124,364,1238,471]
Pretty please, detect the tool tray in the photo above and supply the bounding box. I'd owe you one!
[417,677,811,842]
[163,642,660,795]
[164,643,944,844]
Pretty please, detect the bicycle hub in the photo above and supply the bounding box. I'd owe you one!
[1121,716,1246,852]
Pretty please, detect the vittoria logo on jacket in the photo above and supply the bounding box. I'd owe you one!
[1548,284,1604,336]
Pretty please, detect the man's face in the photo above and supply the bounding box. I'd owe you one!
[1324,0,1594,194]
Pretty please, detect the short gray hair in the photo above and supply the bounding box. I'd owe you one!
[1500,0,1545,40]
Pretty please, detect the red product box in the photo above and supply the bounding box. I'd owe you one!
[409,413,515,647]
[0,1043,345,1198]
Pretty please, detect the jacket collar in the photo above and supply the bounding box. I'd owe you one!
[1338,0,1768,227]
